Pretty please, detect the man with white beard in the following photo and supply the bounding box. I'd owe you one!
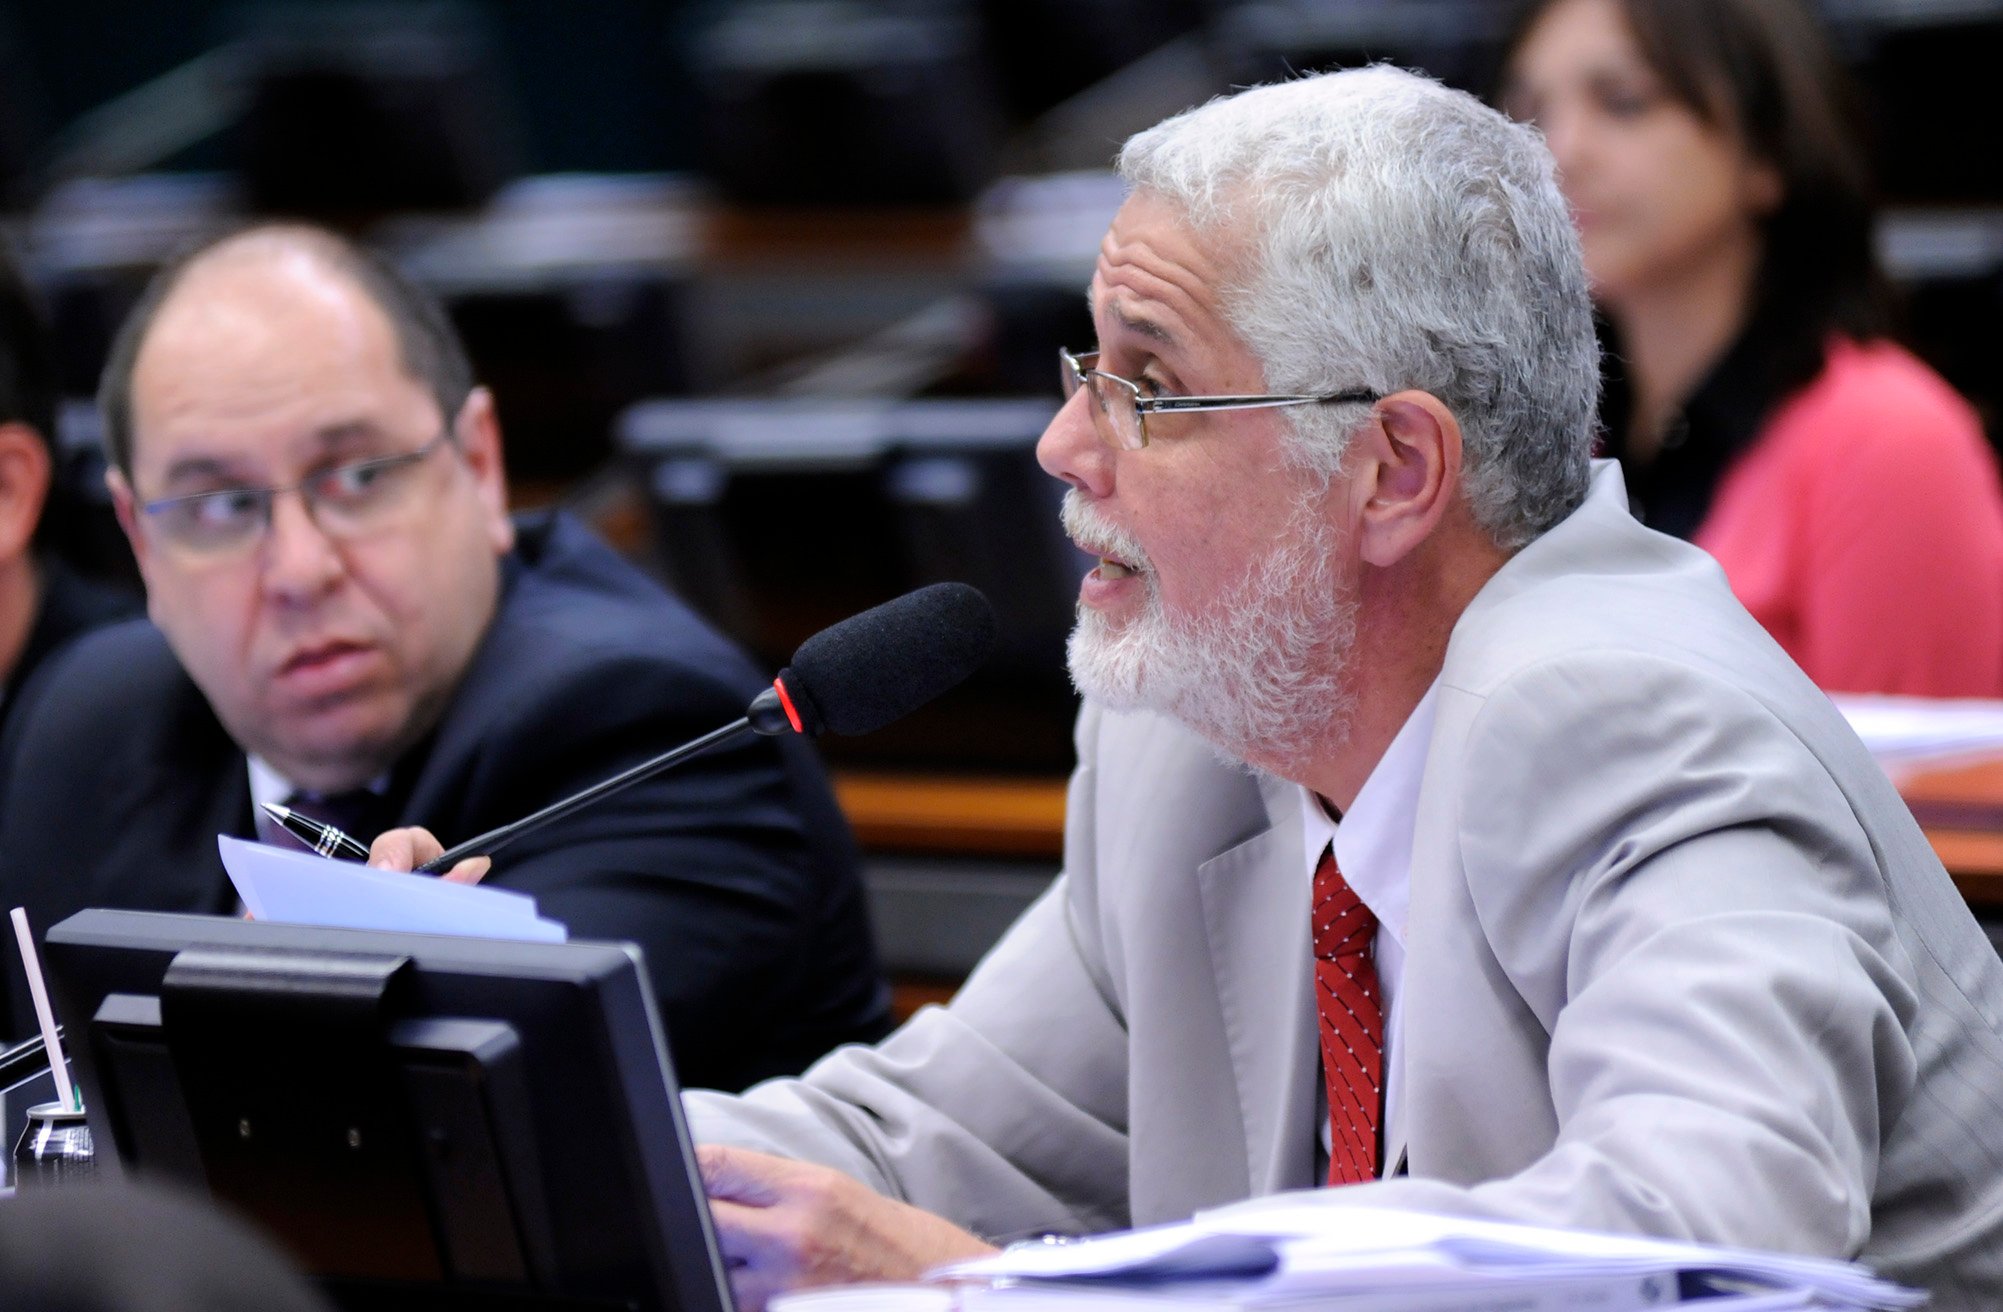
[378,66,2003,1312]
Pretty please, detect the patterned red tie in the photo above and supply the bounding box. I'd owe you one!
[1313,842,1383,1185]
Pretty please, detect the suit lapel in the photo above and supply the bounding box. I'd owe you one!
[118,736,252,916]
[1194,772,1320,1197]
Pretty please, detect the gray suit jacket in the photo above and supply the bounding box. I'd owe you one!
[688,464,2003,1307]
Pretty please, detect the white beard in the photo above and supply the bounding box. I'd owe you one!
[1062,489,1357,768]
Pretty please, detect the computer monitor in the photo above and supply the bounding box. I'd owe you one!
[40,908,734,1312]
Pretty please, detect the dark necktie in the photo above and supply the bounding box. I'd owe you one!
[259,788,387,854]
[1313,842,1383,1185]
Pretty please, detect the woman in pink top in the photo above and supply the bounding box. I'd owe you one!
[1499,0,2003,697]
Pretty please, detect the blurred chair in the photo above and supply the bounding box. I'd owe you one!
[447,272,690,489]
[621,396,1085,771]
[231,2,521,220]
[0,13,50,211]
[685,1,1005,205]
[1826,0,2003,205]
[1205,0,1511,95]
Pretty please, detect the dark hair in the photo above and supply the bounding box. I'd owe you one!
[0,245,61,551]
[1501,0,1895,390]
[96,223,475,479]
[0,250,56,445]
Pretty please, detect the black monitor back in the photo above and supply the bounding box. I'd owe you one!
[42,909,733,1312]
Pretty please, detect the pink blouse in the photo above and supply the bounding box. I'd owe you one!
[1695,338,2003,697]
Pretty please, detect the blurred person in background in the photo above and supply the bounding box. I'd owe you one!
[0,248,136,738]
[1500,0,2003,697]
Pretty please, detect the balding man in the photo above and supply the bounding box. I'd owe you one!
[609,69,2000,1308]
[0,224,891,1090]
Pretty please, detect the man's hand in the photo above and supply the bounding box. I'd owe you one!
[366,827,492,885]
[698,1144,997,1311]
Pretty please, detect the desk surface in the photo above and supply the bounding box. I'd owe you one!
[1889,755,2003,908]
[838,760,2003,912]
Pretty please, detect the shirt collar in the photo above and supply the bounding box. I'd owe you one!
[1295,680,1441,946]
[246,756,389,811]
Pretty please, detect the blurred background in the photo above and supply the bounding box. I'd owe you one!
[2,0,1999,991]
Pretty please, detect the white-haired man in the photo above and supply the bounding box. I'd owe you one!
[380,67,2003,1309]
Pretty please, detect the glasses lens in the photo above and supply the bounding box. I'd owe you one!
[149,490,269,555]
[1057,352,1144,449]
[1095,375,1143,450]
[305,450,428,535]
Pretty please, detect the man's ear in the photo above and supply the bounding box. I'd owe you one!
[453,387,515,555]
[105,462,146,570]
[0,422,52,565]
[1347,391,1461,569]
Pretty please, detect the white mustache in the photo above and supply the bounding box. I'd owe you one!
[1061,491,1152,574]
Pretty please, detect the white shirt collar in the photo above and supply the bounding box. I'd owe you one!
[245,756,390,812]
[1294,680,1441,947]
[246,756,293,814]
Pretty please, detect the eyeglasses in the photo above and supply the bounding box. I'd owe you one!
[139,430,456,558]
[1059,348,1383,451]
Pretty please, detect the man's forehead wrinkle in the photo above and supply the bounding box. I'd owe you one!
[1094,249,1218,350]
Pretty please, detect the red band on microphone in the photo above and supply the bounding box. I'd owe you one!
[773,678,806,735]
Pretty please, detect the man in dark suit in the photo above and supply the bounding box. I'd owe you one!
[0,248,138,739]
[0,223,890,1090]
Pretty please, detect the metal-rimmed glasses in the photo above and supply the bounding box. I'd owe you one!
[1059,348,1383,451]
[138,430,456,558]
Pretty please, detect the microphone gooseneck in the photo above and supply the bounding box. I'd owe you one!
[414,583,997,873]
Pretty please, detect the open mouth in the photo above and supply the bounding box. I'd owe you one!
[1096,556,1136,580]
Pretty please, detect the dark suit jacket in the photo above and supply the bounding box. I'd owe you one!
[0,512,890,1090]
[0,557,139,743]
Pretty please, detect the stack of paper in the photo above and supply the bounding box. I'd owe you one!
[218,835,566,943]
[774,1203,1923,1311]
[1831,692,2003,766]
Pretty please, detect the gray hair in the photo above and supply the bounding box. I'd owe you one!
[1118,66,1599,548]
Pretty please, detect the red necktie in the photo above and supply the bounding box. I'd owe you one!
[1313,843,1383,1185]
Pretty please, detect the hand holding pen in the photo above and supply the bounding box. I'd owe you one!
[258,803,491,883]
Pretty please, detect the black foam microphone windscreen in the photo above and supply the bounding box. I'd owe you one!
[776,583,997,737]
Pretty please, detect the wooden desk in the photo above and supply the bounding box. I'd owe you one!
[1890,755,2003,910]
[833,772,1068,859]
[838,762,2003,916]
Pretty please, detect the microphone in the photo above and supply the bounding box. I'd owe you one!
[414,583,996,874]
[760,580,999,738]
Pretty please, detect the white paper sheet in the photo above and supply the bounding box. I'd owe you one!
[937,1201,1921,1310]
[219,835,567,943]
[1832,692,2003,764]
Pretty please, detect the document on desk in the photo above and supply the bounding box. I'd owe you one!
[218,835,567,943]
[1832,692,2003,765]
[892,1201,1924,1311]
